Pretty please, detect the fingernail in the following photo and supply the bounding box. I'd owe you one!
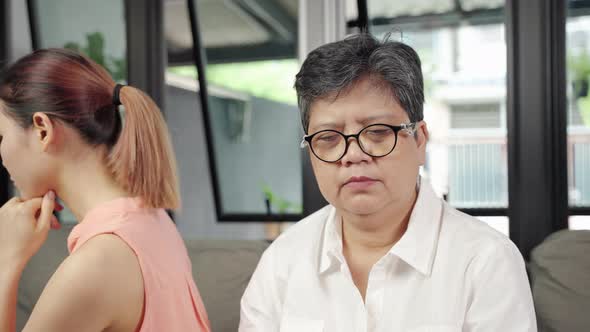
[47,191,55,200]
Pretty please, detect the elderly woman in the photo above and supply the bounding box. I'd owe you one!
[239,33,536,332]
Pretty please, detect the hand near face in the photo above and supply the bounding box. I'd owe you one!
[0,191,62,271]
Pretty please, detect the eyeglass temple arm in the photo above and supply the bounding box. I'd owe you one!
[300,136,309,148]
[400,122,418,135]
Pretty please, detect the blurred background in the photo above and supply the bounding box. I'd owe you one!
[2,1,590,330]
[3,0,588,242]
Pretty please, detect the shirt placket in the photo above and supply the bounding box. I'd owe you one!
[336,255,369,332]
[366,259,387,332]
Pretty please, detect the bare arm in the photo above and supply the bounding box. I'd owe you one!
[0,192,141,332]
[0,194,59,332]
[0,264,22,332]
[22,234,144,332]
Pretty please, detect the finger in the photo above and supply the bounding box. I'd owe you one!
[36,191,55,233]
[22,198,62,216]
[20,197,43,215]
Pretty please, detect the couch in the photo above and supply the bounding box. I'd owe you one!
[529,229,590,332]
[19,226,590,332]
[16,225,269,332]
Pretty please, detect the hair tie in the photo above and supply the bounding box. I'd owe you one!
[112,84,125,106]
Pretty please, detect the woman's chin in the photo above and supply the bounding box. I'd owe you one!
[18,191,34,200]
[340,197,386,216]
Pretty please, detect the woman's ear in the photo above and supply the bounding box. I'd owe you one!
[32,112,56,152]
[416,121,429,165]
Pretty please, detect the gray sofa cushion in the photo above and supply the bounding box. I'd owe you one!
[15,226,268,332]
[186,239,269,332]
[530,230,590,332]
[16,225,71,331]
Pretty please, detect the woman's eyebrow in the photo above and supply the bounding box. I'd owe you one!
[358,114,397,125]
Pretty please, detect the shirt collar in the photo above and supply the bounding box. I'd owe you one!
[389,180,443,276]
[318,179,443,276]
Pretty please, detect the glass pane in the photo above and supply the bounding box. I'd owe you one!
[567,2,590,213]
[29,0,127,82]
[26,0,127,224]
[345,0,359,23]
[368,1,508,210]
[184,0,302,217]
[369,0,454,17]
[569,216,590,230]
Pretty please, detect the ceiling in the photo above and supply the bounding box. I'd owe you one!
[164,0,297,64]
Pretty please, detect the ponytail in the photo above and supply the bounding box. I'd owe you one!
[107,86,181,210]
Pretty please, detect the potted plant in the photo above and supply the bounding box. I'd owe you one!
[64,32,126,82]
[568,49,590,126]
[261,184,302,240]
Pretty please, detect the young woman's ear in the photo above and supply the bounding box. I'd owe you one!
[32,112,55,151]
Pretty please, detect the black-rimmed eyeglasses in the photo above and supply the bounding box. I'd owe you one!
[300,123,417,163]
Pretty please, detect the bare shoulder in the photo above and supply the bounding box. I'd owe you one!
[74,233,143,282]
[24,234,144,332]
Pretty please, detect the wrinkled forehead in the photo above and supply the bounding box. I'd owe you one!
[308,77,409,132]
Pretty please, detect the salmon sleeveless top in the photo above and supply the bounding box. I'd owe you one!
[67,197,211,332]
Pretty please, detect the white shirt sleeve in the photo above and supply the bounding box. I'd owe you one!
[464,240,538,332]
[239,247,283,332]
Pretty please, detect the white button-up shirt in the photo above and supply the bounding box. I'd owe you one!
[239,182,537,332]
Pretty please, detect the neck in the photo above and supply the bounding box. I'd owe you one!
[340,189,418,254]
[55,151,128,222]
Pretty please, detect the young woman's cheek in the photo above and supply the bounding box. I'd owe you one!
[0,138,10,173]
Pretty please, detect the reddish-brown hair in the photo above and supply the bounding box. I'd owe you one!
[0,48,180,209]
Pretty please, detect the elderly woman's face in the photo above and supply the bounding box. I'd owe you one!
[307,78,428,216]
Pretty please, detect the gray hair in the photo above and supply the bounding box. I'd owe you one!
[294,33,424,133]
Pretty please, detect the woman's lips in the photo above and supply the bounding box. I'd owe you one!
[344,176,378,189]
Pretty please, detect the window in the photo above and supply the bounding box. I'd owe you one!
[450,103,502,129]
[567,0,590,229]
[28,0,127,82]
[361,0,509,234]
[365,1,508,207]
[179,0,302,221]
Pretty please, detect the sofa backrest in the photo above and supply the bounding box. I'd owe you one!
[530,230,590,332]
[186,239,269,332]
